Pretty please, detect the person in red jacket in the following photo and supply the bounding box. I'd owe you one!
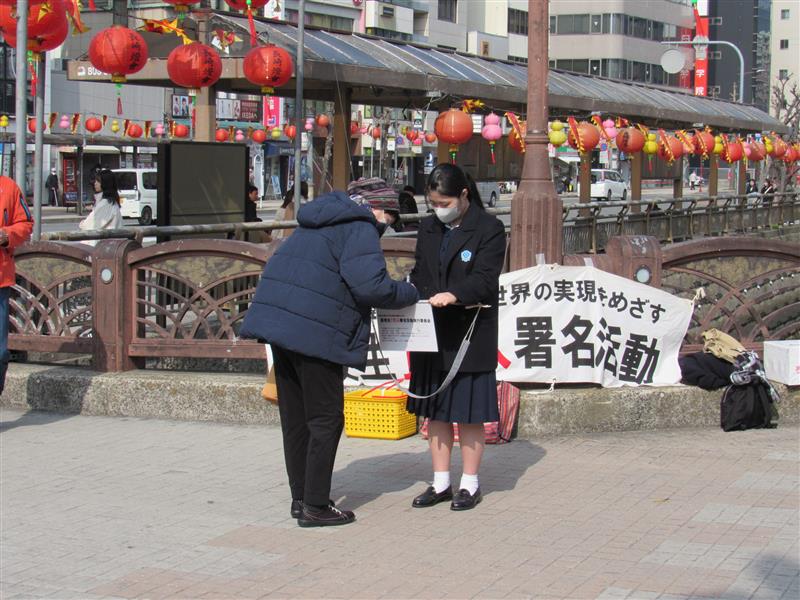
[0,176,33,395]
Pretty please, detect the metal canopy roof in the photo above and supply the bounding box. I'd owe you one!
[213,14,784,134]
[67,11,787,134]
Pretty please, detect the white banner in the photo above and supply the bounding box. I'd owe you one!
[497,265,693,387]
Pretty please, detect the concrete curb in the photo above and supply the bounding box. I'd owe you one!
[3,363,797,436]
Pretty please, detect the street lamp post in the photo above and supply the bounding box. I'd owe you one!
[509,0,562,270]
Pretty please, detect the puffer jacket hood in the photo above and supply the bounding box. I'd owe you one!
[297,191,376,229]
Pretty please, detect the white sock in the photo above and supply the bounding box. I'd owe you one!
[460,473,479,495]
[432,471,451,493]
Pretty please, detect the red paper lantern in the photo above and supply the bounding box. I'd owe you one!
[251,129,267,143]
[243,44,293,93]
[371,127,381,139]
[284,125,296,140]
[506,112,526,155]
[434,108,473,145]
[85,117,103,133]
[782,146,797,164]
[163,0,202,13]
[771,136,788,158]
[27,119,36,133]
[316,114,330,128]
[215,128,229,142]
[126,123,143,138]
[567,119,601,154]
[721,136,743,163]
[350,122,359,135]
[424,132,437,143]
[748,141,766,162]
[89,26,148,83]
[167,43,222,89]
[692,130,715,157]
[173,123,190,138]
[0,0,67,53]
[615,128,645,153]
[406,129,419,142]
[657,134,684,162]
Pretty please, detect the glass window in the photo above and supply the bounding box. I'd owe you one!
[602,14,611,34]
[556,15,573,34]
[549,15,556,33]
[781,9,790,19]
[116,172,137,191]
[509,8,528,35]
[590,14,602,33]
[438,0,457,23]
[142,172,157,190]
[652,21,664,41]
[589,60,601,75]
[571,59,589,74]
[574,14,590,34]
[632,17,648,38]
[611,14,624,34]
[779,69,789,80]
[555,59,573,71]
[632,61,647,81]
[780,39,789,49]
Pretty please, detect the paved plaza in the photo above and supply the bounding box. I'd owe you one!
[0,407,798,599]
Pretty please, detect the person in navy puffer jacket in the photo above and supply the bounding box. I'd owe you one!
[241,185,418,527]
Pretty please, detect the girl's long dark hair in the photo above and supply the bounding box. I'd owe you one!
[425,163,484,209]
[99,169,121,206]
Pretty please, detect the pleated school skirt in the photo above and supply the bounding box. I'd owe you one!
[407,366,499,425]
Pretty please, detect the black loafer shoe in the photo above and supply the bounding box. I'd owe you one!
[412,485,453,508]
[450,488,482,511]
[291,499,336,519]
[297,504,355,527]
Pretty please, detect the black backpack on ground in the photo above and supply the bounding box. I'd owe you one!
[720,381,778,432]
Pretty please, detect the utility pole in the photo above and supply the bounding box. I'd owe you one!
[14,0,29,197]
[509,0,562,269]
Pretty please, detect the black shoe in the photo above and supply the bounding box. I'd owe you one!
[450,488,482,511]
[297,504,355,527]
[291,498,336,519]
[412,485,453,508]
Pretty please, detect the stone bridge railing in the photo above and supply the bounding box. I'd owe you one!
[10,193,799,372]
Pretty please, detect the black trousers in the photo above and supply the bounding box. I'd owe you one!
[272,345,345,507]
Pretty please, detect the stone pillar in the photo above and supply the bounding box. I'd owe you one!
[509,0,562,269]
[92,239,143,372]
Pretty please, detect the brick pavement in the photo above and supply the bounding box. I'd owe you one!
[1,408,797,600]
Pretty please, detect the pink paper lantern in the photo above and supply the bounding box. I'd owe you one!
[59,115,70,129]
[481,113,503,164]
[235,129,245,142]
[602,118,618,140]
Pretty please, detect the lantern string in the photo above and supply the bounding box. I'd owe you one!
[116,83,123,116]
[246,0,257,47]
[27,52,37,98]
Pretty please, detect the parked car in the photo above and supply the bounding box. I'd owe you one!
[475,180,501,207]
[113,168,157,225]
[589,169,629,201]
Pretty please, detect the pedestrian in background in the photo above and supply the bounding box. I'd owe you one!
[406,163,506,512]
[79,169,122,234]
[241,189,418,527]
[0,176,33,396]
[45,168,60,207]
[244,184,271,244]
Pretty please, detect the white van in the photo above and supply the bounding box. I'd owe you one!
[475,180,501,207]
[113,168,157,225]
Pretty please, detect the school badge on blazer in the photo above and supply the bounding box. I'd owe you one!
[461,249,472,263]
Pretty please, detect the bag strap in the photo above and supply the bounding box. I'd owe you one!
[375,305,483,400]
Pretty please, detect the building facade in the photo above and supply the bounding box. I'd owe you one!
[769,0,799,118]
[705,0,771,110]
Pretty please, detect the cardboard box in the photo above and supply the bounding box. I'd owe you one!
[764,340,800,386]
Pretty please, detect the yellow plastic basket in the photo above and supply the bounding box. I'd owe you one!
[344,387,417,440]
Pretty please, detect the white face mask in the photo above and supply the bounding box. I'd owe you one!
[434,205,460,224]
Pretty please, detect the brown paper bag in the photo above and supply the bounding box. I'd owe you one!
[261,365,278,404]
